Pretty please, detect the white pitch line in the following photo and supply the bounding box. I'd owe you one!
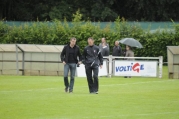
[0,87,57,93]
[100,80,175,87]
[58,111,179,119]
[77,80,175,88]
[0,80,176,93]
[87,111,179,118]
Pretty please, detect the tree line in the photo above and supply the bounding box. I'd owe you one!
[1,0,179,21]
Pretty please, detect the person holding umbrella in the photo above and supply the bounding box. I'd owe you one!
[124,45,134,78]
[125,45,134,60]
[119,37,143,58]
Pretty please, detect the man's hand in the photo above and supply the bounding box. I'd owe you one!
[100,65,103,69]
[63,61,66,65]
[78,61,82,64]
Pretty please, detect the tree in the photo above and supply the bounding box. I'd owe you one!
[1,0,179,21]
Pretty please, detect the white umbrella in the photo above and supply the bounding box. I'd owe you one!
[119,38,143,48]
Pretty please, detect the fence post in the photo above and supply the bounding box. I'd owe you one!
[159,56,163,78]
[16,44,19,75]
[108,55,112,78]
[22,51,25,75]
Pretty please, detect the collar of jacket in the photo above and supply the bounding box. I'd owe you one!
[67,43,76,48]
[89,45,94,47]
[115,45,120,47]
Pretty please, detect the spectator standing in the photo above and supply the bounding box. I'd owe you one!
[125,45,134,78]
[112,41,122,57]
[125,45,134,60]
[99,38,110,56]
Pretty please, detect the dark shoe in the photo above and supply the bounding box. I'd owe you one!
[65,88,68,93]
[90,92,98,94]
[69,91,73,93]
[90,92,95,94]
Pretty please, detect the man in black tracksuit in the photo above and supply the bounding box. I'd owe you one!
[83,37,103,94]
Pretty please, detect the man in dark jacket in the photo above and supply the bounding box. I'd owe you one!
[112,41,122,57]
[83,37,103,94]
[60,37,82,93]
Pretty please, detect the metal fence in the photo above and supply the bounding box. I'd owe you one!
[0,44,163,78]
[3,21,177,30]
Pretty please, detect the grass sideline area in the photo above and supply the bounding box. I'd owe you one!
[0,66,179,119]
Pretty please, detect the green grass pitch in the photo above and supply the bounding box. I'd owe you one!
[0,66,179,119]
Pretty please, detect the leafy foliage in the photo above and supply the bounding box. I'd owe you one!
[0,13,178,62]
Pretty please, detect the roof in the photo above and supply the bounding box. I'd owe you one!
[0,44,64,53]
[0,44,20,52]
[167,46,179,55]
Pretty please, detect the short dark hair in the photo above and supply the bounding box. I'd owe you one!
[127,45,132,50]
[70,37,76,41]
[129,46,132,50]
[88,37,94,40]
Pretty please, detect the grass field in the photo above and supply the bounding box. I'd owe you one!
[0,66,179,119]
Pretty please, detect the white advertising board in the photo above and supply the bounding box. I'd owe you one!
[76,60,108,77]
[114,60,157,77]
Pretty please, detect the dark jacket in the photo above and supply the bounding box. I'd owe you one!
[112,45,122,56]
[99,43,110,56]
[83,45,103,66]
[60,44,82,63]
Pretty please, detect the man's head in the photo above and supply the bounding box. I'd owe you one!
[101,38,106,43]
[115,41,119,46]
[88,37,94,46]
[70,37,76,47]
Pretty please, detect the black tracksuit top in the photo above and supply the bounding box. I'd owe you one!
[83,45,103,66]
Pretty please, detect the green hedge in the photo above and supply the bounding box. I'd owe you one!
[0,13,179,62]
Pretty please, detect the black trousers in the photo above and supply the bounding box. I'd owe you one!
[85,64,99,93]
